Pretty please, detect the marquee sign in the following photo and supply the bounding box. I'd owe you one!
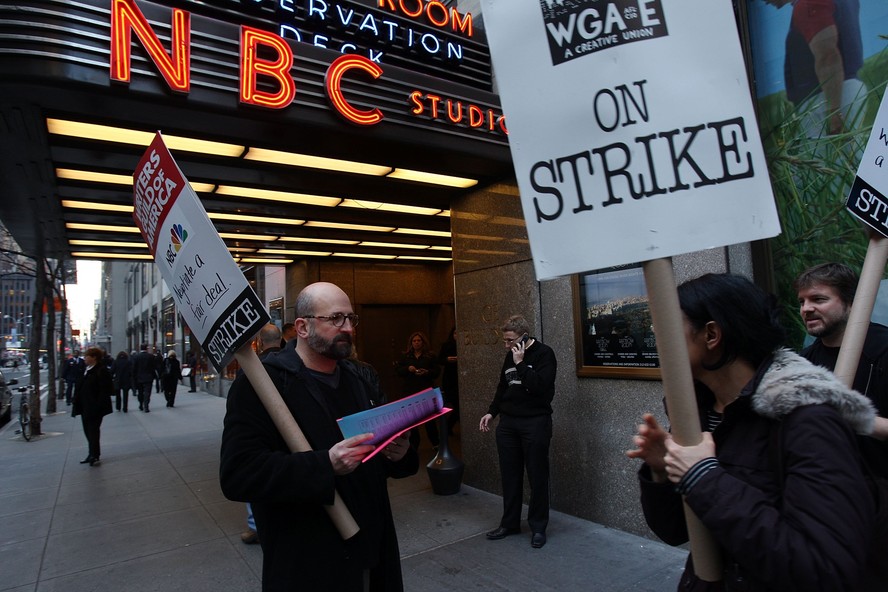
[109,0,507,136]
[219,0,475,65]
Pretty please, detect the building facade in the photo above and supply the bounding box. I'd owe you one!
[3,0,888,543]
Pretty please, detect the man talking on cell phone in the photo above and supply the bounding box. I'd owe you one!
[479,314,557,549]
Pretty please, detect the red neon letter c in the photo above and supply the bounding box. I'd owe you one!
[325,55,384,126]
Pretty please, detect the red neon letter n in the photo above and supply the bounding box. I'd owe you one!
[110,0,191,93]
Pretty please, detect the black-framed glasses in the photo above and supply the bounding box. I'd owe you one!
[302,313,360,328]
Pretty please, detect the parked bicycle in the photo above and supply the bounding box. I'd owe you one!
[16,385,33,441]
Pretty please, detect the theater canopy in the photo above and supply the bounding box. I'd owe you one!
[0,0,512,264]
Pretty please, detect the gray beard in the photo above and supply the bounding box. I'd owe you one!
[307,331,352,360]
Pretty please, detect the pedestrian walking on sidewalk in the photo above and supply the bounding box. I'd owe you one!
[161,350,182,408]
[63,350,85,405]
[72,346,113,466]
[133,344,156,412]
[186,349,198,392]
[111,350,133,412]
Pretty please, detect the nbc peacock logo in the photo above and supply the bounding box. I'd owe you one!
[164,223,189,267]
[171,223,188,251]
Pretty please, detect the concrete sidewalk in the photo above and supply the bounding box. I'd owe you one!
[0,386,686,592]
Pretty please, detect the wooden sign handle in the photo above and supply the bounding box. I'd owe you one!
[235,345,360,540]
[834,232,888,387]
[643,258,722,582]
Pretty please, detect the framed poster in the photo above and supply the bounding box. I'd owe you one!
[573,264,660,380]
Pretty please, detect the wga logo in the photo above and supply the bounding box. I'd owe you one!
[165,223,188,267]
[541,0,668,66]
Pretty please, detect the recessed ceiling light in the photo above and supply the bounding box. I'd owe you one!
[387,168,477,188]
[62,200,133,213]
[245,147,391,176]
[69,239,146,248]
[339,199,443,216]
[47,118,244,157]
[277,236,359,245]
[304,221,395,232]
[209,213,306,226]
[70,252,153,260]
[393,228,451,238]
[330,252,397,260]
[216,185,341,207]
[66,222,141,233]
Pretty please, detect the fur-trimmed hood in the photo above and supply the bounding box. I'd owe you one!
[752,349,876,435]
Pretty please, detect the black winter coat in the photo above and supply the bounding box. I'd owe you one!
[161,357,182,390]
[220,346,419,592]
[394,350,439,399]
[639,350,876,591]
[72,364,113,419]
[802,322,888,478]
[487,339,557,418]
[111,356,133,390]
[133,351,157,384]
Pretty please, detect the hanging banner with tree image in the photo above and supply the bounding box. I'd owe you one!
[746,0,888,347]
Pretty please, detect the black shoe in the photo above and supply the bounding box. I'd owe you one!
[531,533,547,548]
[139,405,143,411]
[145,408,150,413]
[89,457,100,466]
[80,456,94,464]
[486,526,520,540]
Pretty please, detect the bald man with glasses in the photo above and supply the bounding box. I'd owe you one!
[221,282,418,592]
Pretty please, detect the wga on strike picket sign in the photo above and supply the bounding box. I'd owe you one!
[479,0,780,279]
[133,133,269,372]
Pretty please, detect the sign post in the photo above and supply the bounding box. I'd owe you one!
[840,93,888,387]
[478,0,782,581]
[132,133,359,539]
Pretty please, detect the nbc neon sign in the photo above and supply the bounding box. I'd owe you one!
[109,0,505,135]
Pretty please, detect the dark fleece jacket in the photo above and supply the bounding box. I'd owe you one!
[639,349,876,592]
[220,346,418,592]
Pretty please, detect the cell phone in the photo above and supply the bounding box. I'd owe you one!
[516,334,529,346]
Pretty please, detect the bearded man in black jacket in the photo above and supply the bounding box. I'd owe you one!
[220,282,418,592]
[795,262,888,477]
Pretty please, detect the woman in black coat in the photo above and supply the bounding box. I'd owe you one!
[161,350,183,408]
[72,347,114,466]
[111,350,133,412]
[395,331,440,446]
[628,274,877,591]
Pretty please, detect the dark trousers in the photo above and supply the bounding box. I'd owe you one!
[81,415,103,459]
[495,413,552,534]
[115,387,130,412]
[65,380,76,404]
[163,382,177,407]
[189,371,196,391]
[137,381,153,410]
